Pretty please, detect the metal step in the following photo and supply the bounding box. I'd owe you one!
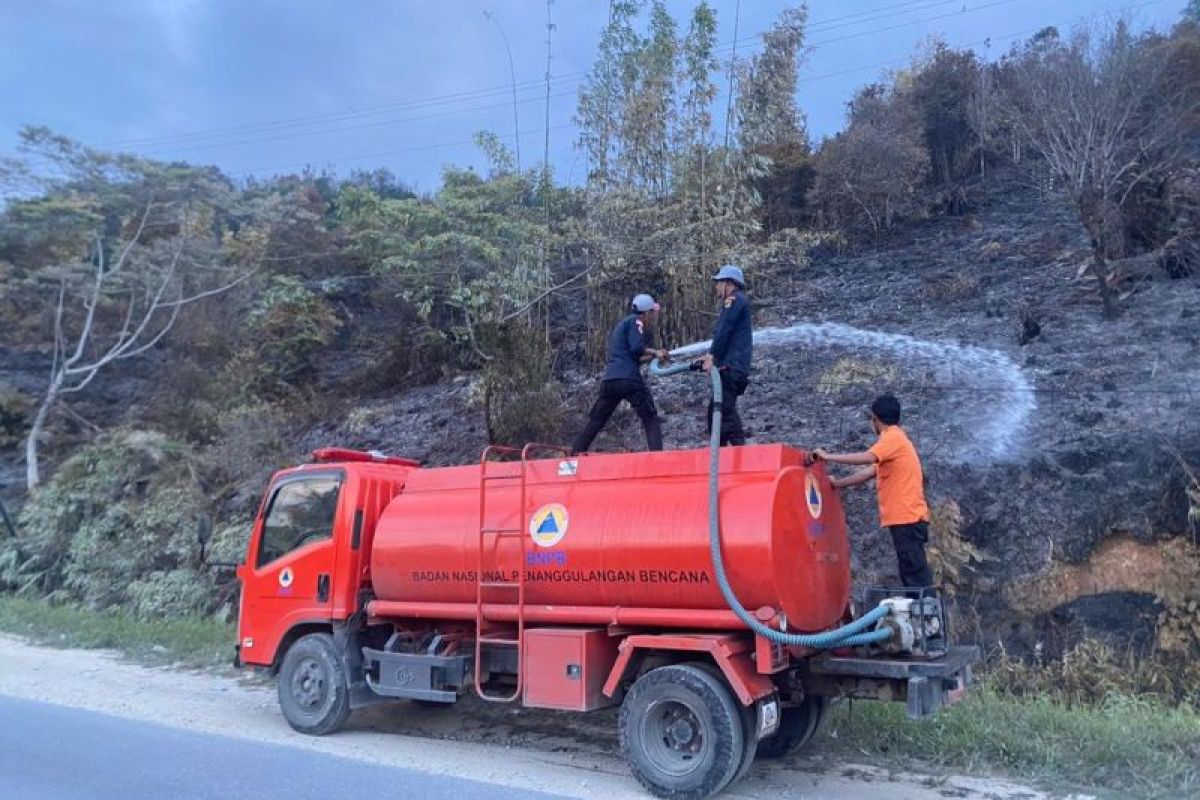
[479,581,520,589]
[478,637,521,647]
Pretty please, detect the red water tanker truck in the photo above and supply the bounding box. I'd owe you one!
[235,443,977,798]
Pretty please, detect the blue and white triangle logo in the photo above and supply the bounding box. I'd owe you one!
[529,503,569,547]
[804,474,823,519]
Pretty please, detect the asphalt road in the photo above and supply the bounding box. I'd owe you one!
[0,695,565,800]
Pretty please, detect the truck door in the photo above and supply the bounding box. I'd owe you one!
[238,471,344,667]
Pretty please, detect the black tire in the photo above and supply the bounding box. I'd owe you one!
[756,695,827,760]
[277,633,351,736]
[690,662,758,785]
[619,664,745,800]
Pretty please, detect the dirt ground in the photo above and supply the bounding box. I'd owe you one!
[0,634,1086,800]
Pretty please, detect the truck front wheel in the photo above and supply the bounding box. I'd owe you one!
[277,632,351,735]
[619,664,746,799]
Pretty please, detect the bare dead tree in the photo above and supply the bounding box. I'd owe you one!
[1006,22,1196,317]
[25,204,256,488]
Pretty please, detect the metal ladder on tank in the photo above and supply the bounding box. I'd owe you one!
[473,443,571,702]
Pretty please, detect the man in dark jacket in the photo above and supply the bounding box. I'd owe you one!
[698,265,752,446]
[571,294,667,453]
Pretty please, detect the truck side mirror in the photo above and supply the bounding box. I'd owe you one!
[197,518,242,571]
[0,496,17,539]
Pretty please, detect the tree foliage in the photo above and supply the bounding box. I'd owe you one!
[0,431,212,615]
[336,162,569,364]
[1,127,255,487]
[735,6,809,152]
[575,2,810,356]
[910,42,979,185]
[810,83,930,234]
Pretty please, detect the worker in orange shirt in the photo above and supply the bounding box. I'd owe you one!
[811,394,933,588]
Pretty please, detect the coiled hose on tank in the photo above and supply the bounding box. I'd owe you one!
[649,358,893,649]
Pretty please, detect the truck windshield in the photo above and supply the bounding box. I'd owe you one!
[257,476,341,567]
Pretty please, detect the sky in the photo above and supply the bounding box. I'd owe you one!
[0,0,1188,191]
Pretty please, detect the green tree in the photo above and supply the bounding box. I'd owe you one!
[735,5,809,152]
[235,276,342,400]
[732,5,812,234]
[336,163,561,362]
[618,0,677,196]
[676,1,718,156]
[577,0,645,189]
[576,1,768,356]
[911,42,979,184]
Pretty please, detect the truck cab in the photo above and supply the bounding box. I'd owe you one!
[236,449,413,670]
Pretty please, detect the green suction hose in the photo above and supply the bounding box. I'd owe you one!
[649,357,893,649]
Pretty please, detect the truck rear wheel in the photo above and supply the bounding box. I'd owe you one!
[690,662,758,785]
[277,633,351,736]
[756,695,827,759]
[619,664,746,799]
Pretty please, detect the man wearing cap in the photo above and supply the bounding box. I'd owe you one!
[698,265,752,446]
[570,294,668,454]
[812,394,934,589]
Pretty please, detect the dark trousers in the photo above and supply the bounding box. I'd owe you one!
[706,369,748,446]
[889,522,934,588]
[571,378,662,453]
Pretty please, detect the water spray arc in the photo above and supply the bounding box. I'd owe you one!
[664,321,1037,462]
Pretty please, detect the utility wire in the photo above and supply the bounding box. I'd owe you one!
[119,0,1026,161]
[226,122,575,179]
[133,90,578,158]
[91,0,1022,153]
[215,0,1164,179]
[15,0,1169,179]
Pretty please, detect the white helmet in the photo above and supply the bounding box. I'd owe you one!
[711,264,745,288]
[631,293,660,312]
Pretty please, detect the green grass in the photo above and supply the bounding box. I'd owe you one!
[814,685,1200,800]
[0,594,235,669]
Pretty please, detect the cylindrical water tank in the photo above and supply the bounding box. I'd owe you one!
[369,445,851,633]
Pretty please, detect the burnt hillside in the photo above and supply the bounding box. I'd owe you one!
[288,169,1200,659]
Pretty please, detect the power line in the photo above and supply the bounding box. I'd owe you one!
[15,0,1170,180]
[92,0,1021,154]
[227,122,575,179]
[802,0,1022,51]
[133,90,579,158]
[96,78,576,151]
[114,0,1026,164]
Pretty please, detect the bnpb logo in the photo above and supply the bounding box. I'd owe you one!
[529,503,569,548]
[804,474,823,519]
